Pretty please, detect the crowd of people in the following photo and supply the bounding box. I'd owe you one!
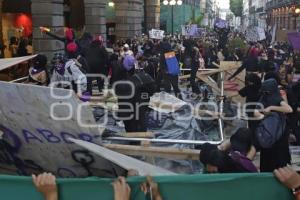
[9,36,33,58]
[17,25,300,199]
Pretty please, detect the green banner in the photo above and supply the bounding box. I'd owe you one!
[0,173,294,200]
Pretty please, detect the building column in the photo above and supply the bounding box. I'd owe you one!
[31,0,65,58]
[145,0,160,30]
[0,0,4,57]
[84,0,107,41]
[115,0,143,40]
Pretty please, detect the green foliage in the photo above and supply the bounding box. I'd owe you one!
[228,37,247,54]
[226,13,234,21]
[229,0,243,17]
[187,4,204,26]
[189,14,204,26]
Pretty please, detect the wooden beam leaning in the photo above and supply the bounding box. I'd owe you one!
[197,65,240,76]
[103,144,201,160]
[197,73,221,94]
[212,62,245,84]
[114,132,155,138]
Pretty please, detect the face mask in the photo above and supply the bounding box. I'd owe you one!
[54,63,65,75]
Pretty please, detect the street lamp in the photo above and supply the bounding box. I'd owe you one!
[162,0,183,35]
[108,1,115,7]
[291,4,300,30]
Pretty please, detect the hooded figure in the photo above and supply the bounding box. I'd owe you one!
[239,73,262,134]
[77,32,93,58]
[28,54,49,86]
[259,78,282,107]
[200,143,245,173]
[158,38,182,99]
[50,53,87,94]
[114,54,155,133]
[229,128,258,173]
[85,36,109,95]
[255,78,292,172]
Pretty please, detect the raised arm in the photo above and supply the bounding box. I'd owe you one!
[40,27,66,43]
[45,32,66,43]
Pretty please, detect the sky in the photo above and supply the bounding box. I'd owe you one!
[217,0,230,9]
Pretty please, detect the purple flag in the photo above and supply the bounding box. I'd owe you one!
[215,18,228,29]
[288,32,300,50]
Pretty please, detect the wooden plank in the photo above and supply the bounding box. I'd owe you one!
[141,141,155,164]
[220,61,245,104]
[179,74,190,80]
[104,144,200,160]
[198,66,240,76]
[114,132,154,138]
[213,62,245,84]
[10,76,28,83]
[70,138,176,176]
[0,55,37,71]
[179,69,217,80]
[197,74,221,94]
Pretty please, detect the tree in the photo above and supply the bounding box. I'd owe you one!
[188,5,204,26]
[230,0,243,17]
[228,37,247,55]
[189,14,204,26]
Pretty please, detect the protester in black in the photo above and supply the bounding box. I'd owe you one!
[115,55,156,133]
[159,38,182,99]
[28,54,50,86]
[254,79,293,172]
[86,39,109,95]
[17,38,29,57]
[183,39,201,94]
[238,73,262,142]
[200,143,253,173]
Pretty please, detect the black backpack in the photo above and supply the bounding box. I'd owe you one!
[255,112,286,148]
[130,72,156,101]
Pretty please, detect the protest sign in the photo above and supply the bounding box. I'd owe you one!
[149,29,164,40]
[257,27,266,41]
[0,82,125,178]
[215,18,228,29]
[181,24,203,37]
[288,32,300,50]
[246,27,266,42]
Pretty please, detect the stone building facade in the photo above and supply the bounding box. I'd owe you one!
[1,0,160,57]
[266,0,300,31]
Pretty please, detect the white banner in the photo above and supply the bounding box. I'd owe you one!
[181,25,204,38]
[149,29,164,39]
[0,55,37,71]
[257,27,266,41]
[246,27,266,42]
[0,82,125,178]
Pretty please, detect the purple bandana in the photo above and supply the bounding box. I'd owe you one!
[54,63,65,75]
